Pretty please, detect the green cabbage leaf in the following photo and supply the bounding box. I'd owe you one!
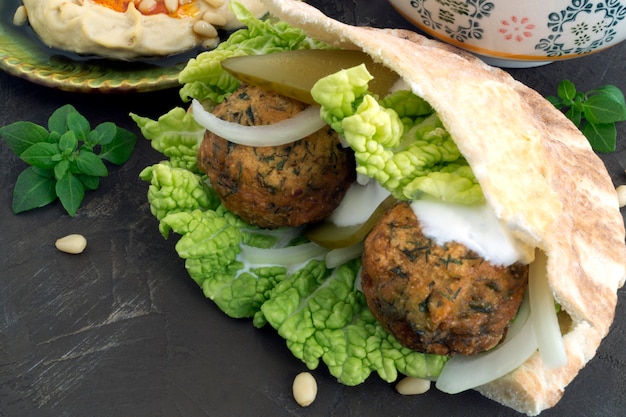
[311,65,484,205]
[131,108,205,173]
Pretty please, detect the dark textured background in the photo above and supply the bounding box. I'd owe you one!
[1,1,625,416]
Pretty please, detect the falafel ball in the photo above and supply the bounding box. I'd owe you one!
[197,84,356,229]
[361,201,528,356]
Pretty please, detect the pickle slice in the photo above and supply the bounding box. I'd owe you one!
[304,194,398,249]
[221,49,399,105]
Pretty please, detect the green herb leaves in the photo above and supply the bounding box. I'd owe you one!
[547,80,626,153]
[0,104,136,216]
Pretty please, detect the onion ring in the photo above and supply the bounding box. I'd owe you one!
[191,99,327,147]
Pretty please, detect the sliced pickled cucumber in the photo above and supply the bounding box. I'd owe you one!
[304,195,398,249]
[221,49,399,105]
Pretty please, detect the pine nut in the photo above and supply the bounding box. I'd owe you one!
[193,20,218,38]
[203,10,228,27]
[617,184,626,208]
[292,372,317,407]
[138,0,156,13]
[164,0,178,13]
[203,0,225,8]
[55,234,87,254]
[13,6,28,26]
[395,376,431,395]
[202,37,220,50]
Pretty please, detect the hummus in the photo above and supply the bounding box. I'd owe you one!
[16,0,267,60]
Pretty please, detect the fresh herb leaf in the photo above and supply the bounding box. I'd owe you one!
[12,167,57,213]
[48,131,62,144]
[77,174,100,190]
[74,150,108,177]
[87,122,117,147]
[56,171,85,217]
[0,121,49,155]
[54,159,70,180]
[590,84,626,106]
[58,130,78,153]
[582,122,617,153]
[0,105,137,216]
[47,104,77,134]
[583,94,626,124]
[557,79,577,103]
[19,142,60,169]
[547,80,626,153]
[67,112,91,141]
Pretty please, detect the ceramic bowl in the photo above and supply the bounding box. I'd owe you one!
[388,0,626,67]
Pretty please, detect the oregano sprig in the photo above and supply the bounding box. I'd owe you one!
[547,80,626,153]
[0,104,137,216]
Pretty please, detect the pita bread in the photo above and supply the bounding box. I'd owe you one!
[259,0,626,414]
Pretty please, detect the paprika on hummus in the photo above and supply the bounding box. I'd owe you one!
[15,0,266,60]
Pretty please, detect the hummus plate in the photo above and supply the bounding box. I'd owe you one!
[0,0,199,93]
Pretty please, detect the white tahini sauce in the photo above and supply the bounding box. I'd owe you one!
[410,199,525,266]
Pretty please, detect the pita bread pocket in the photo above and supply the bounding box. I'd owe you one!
[258,0,626,414]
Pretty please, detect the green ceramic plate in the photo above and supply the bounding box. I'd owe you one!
[0,0,201,93]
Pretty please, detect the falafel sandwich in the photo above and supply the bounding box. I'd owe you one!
[134,1,626,415]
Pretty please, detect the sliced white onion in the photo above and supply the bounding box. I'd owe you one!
[241,242,328,267]
[328,180,391,227]
[435,294,537,394]
[529,249,567,369]
[191,99,326,147]
[325,241,364,269]
[354,266,363,292]
[503,292,531,342]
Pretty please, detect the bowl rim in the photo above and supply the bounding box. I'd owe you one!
[389,3,620,63]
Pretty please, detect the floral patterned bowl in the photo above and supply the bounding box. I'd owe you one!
[388,0,626,67]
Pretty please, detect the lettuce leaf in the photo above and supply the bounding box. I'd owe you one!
[131,108,205,173]
[312,65,484,205]
[139,163,220,226]
[261,259,446,384]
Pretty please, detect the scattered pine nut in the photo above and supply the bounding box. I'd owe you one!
[395,376,431,395]
[617,185,626,208]
[292,372,317,407]
[13,5,28,26]
[55,234,87,254]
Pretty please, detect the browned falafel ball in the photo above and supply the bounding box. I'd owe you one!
[197,84,356,229]
[361,202,528,356]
